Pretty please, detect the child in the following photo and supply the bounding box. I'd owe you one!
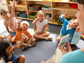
[0,37,25,63]
[56,13,79,43]
[0,0,18,43]
[32,10,52,40]
[13,21,36,49]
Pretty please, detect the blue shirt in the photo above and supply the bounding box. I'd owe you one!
[61,50,84,63]
[59,16,75,43]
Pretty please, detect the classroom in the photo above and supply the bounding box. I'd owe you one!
[0,0,84,63]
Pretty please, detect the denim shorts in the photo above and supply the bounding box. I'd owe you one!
[9,31,16,36]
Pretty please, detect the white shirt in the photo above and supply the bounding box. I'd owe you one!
[0,58,6,63]
[36,19,48,33]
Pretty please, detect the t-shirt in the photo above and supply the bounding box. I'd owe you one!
[14,29,32,41]
[4,15,18,32]
[36,19,48,33]
[0,58,6,63]
[61,50,84,63]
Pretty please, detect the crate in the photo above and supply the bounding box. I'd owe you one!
[42,6,51,11]
[29,12,36,19]
[29,4,42,11]
[19,11,27,18]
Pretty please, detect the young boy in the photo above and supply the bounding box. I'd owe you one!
[56,13,79,43]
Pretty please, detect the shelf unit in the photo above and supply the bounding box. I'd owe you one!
[6,0,78,25]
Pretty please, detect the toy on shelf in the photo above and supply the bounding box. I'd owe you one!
[46,13,51,21]
[29,12,37,19]
[69,4,78,9]
[15,11,27,18]
[29,4,43,11]
[81,33,84,39]
[42,6,51,11]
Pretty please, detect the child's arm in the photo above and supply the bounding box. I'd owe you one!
[16,20,21,29]
[59,12,69,23]
[41,25,48,34]
[32,18,39,24]
[10,0,16,17]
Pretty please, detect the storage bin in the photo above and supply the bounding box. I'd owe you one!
[42,6,51,11]
[69,4,78,8]
[19,11,27,18]
[29,4,42,11]
[29,12,36,19]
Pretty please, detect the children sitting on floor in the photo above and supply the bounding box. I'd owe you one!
[32,10,52,41]
[0,0,17,43]
[56,12,79,43]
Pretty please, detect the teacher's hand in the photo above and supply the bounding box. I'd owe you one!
[58,42,72,55]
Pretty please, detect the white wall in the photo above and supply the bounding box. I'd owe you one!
[0,0,8,11]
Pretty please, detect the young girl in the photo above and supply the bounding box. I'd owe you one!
[0,40,25,63]
[0,0,18,43]
[56,13,79,43]
[32,10,52,40]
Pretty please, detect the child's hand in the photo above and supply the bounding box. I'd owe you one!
[76,26,81,32]
[18,20,21,25]
[58,42,72,55]
[63,12,69,18]
[36,17,39,21]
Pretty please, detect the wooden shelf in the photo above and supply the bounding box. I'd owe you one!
[8,4,26,7]
[16,17,28,19]
[52,7,78,11]
[6,0,78,25]
[28,10,51,13]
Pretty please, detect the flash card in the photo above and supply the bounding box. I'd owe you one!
[59,34,70,47]
[71,31,81,44]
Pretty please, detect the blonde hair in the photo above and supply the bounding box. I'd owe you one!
[21,21,29,27]
[70,19,78,23]
[37,10,44,18]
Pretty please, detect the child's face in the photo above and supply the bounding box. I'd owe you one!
[75,4,84,33]
[6,44,13,56]
[70,21,79,29]
[1,13,9,20]
[21,23,28,30]
[38,14,44,22]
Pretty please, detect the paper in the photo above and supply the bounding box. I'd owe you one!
[71,31,81,44]
[59,34,70,47]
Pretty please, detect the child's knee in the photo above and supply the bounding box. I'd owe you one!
[56,37,61,42]
[20,55,25,60]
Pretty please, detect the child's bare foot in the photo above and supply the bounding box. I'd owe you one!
[22,42,36,50]
[40,61,45,63]
[46,37,52,41]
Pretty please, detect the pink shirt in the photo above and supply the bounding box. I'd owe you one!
[4,15,18,32]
